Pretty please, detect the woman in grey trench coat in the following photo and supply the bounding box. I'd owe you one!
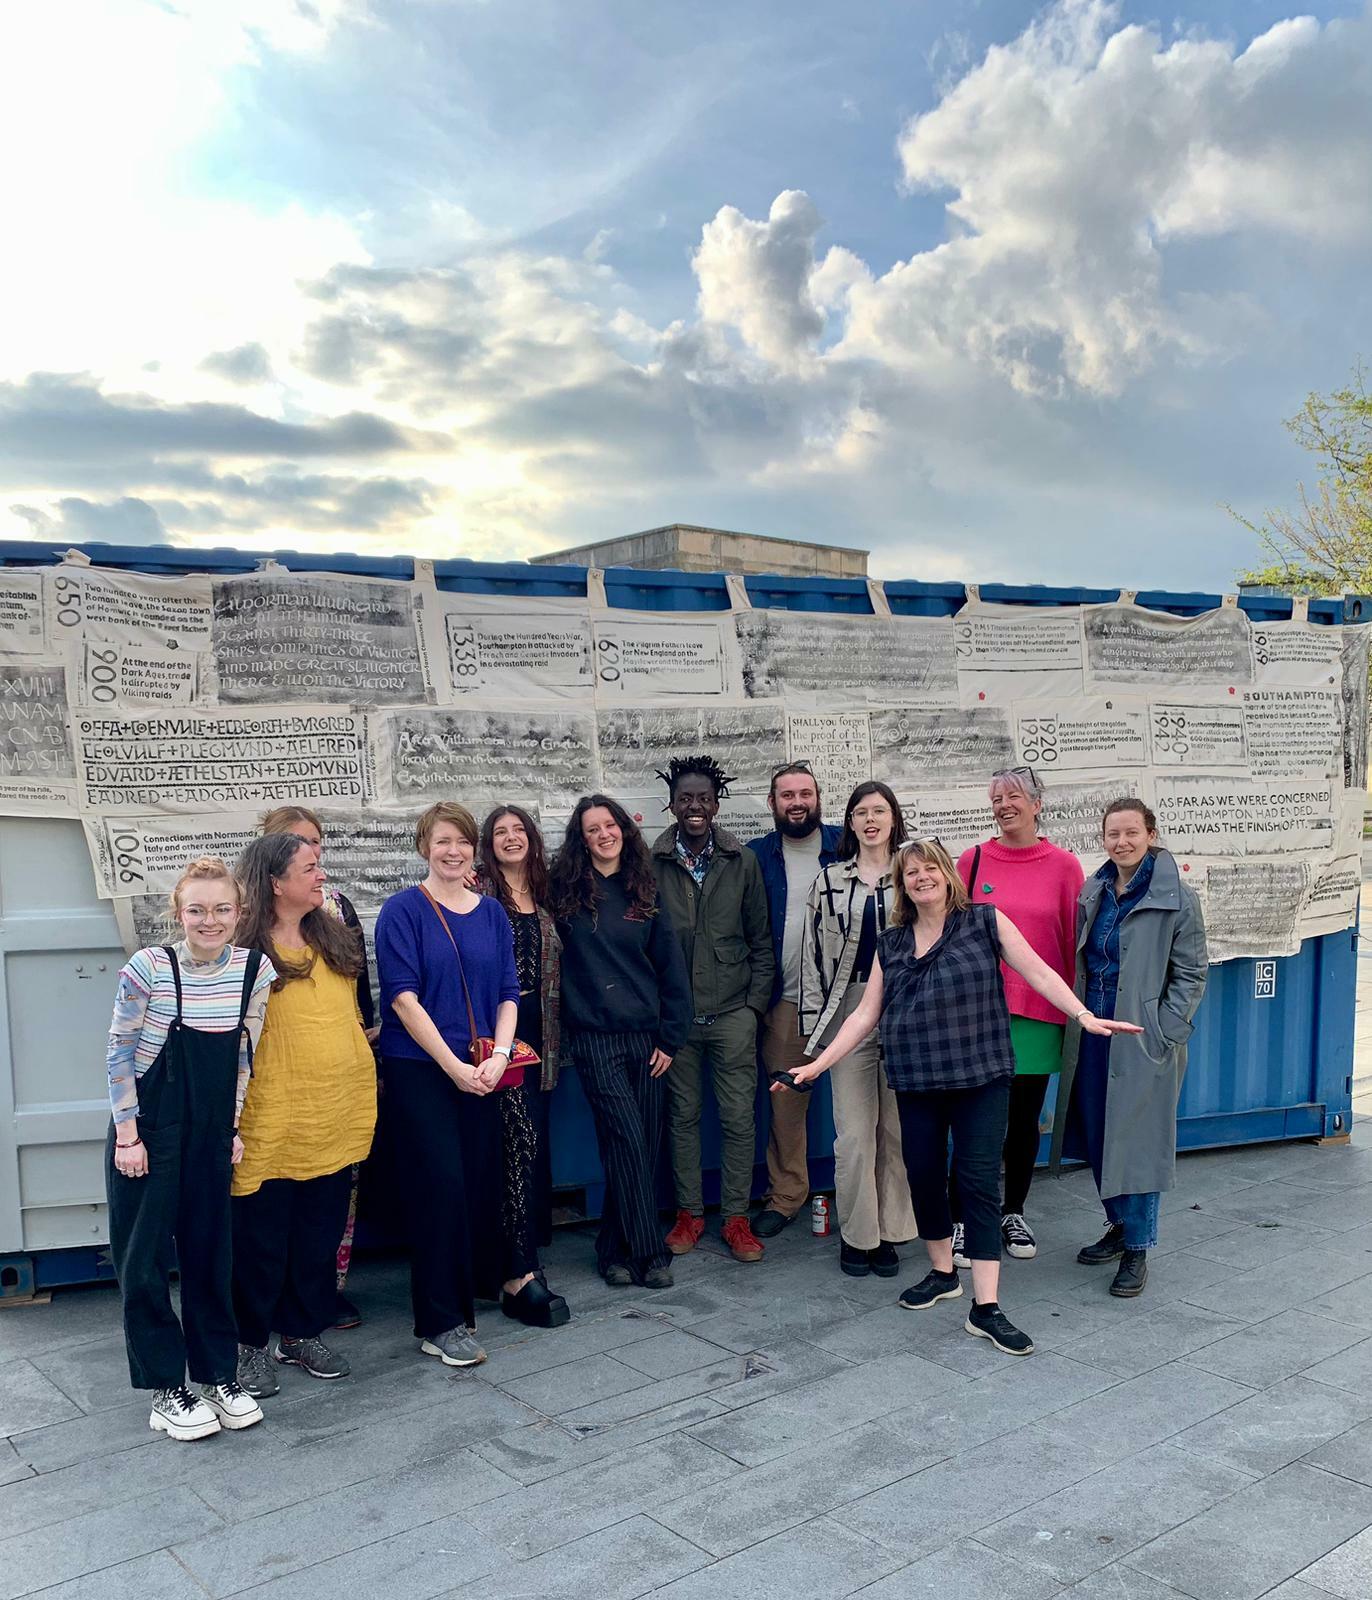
[1050,799,1208,1299]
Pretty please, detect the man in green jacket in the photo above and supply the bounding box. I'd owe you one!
[651,755,775,1262]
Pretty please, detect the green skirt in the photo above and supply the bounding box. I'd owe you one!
[1011,1016,1065,1076]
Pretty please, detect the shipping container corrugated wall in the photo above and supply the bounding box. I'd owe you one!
[0,540,1361,1290]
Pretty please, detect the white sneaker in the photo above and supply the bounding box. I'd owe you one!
[951,1223,971,1270]
[150,1385,220,1441]
[200,1379,264,1431]
[1002,1213,1038,1260]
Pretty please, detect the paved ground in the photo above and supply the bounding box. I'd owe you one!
[5,1125,1372,1600]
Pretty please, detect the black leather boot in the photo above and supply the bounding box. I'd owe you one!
[1109,1249,1148,1298]
[1076,1223,1126,1265]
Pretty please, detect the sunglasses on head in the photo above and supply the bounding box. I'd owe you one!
[770,760,815,780]
[897,835,943,852]
[1002,765,1042,789]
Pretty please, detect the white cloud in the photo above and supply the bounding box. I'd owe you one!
[828,0,1372,397]
[6,1,1372,586]
[693,190,829,369]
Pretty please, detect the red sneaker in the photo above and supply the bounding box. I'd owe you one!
[721,1215,764,1262]
[666,1211,705,1254]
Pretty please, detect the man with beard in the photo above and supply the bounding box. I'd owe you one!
[652,756,774,1263]
[747,763,842,1237]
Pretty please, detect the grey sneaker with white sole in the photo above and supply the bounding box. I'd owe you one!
[420,1326,487,1367]
[236,1343,279,1398]
[275,1335,350,1379]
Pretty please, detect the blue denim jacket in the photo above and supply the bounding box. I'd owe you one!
[1083,851,1157,1020]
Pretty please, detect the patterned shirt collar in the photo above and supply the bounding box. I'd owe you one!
[674,828,716,887]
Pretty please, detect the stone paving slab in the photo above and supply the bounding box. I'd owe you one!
[6,1133,1372,1596]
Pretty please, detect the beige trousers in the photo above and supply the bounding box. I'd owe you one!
[761,1001,812,1217]
[822,982,916,1251]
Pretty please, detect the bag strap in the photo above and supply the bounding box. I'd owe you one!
[236,949,263,1027]
[419,885,481,1054]
[163,947,183,1025]
[236,949,263,1070]
[969,844,982,898]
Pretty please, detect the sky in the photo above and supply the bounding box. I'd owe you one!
[1,0,1370,589]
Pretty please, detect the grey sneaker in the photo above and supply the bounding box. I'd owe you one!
[275,1335,350,1379]
[420,1326,487,1367]
[236,1343,279,1398]
[951,1223,971,1270]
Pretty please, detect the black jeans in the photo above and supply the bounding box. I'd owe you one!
[949,1072,1051,1221]
[896,1079,1011,1262]
[231,1167,352,1347]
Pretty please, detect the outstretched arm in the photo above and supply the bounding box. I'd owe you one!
[995,911,1142,1037]
[778,956,886,1089]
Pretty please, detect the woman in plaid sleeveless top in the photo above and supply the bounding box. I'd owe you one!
[783,838,1140,1358]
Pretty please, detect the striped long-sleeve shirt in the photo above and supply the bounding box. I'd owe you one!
[106,942,276,1124]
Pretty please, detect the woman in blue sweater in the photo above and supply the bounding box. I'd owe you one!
[551,794,692,1289]
[376,801,569,1369]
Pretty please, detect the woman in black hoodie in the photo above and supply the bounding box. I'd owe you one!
[551,794,691,1289]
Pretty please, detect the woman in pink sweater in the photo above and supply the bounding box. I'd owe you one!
[953,766,1084,1262]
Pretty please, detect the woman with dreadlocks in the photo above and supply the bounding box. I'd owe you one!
[550,794,692,1288]
[649,755,774,1263]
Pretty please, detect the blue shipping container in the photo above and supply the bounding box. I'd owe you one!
[0,540,1360,1288]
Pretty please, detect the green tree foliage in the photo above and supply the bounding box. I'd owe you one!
[1235,366,1372,596]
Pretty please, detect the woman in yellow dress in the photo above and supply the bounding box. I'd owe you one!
[230,833,377,1398]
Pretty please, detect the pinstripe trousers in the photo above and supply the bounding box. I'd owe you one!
[570,1029,669,1278]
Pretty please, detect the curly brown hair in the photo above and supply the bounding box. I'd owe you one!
[235,833,363,989]
[478,805,550,915]
[549,794,659,922]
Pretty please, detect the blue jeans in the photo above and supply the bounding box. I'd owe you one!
[1074,1033,1160,1251]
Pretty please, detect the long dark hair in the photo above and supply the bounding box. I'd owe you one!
[550,794,659,921]
[479,804,550,915]
[837,780,908,861]
[235,833,363,989]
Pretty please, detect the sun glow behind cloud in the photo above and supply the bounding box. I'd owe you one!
[3,1,1371,584]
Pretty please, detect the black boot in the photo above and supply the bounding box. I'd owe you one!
[839,1240,871,1278]
[867,1242,899,1278]
[1109,1249,1148,1298]
[1076,1223,1125,1265]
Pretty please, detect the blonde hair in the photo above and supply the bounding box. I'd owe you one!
[889,838,969,925]
[259,804,324,838]
[415,801,478,857]
[168,857,241,918]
